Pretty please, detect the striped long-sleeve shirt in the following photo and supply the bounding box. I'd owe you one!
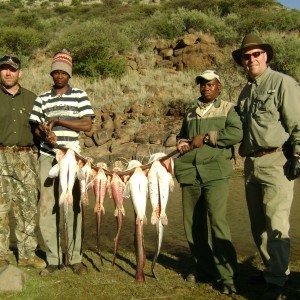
[29,86,94,156]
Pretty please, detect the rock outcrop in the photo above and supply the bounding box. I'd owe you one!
[79,31,243,169]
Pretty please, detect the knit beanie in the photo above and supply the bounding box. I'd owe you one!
[50,49,72,77]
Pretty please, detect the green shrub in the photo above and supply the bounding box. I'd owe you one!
[266,33,300,81]
[147,10,186,39]
[0,27,45,57]
[8,0,24,9]
[50,20,130,78]
[15,12,42,29]
[54,5,74,14]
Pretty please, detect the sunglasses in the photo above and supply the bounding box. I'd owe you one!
[242,51,265,61]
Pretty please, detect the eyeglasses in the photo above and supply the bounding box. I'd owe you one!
[242,51,265,61]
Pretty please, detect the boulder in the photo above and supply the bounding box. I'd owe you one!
[165,133,177,147]
[93,129,113,146]
[0,265,29,292]
[158,48,173,58]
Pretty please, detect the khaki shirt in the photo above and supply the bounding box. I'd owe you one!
[237,67,300,157]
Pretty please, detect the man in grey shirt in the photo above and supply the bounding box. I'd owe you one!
[232,33,300,300]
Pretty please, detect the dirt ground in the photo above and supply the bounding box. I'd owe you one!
[82,176,300,262]
[6,176,300,300]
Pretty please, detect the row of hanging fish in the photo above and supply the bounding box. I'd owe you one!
[48,146,175,281]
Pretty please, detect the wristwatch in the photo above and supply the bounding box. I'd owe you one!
[203,134,210,145]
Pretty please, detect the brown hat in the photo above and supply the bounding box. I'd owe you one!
[232,33,273,66]
[0,55,21,70]
[51,49,72,77]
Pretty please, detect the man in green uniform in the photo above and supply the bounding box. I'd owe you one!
[232,33,300,300]
[174,70,243,295]
[0,55,46,269]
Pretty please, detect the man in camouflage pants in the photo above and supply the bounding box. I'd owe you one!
[0,55,46,269]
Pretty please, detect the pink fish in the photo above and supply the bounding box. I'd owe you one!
[92,162,110,262]
[124,160,148,282]
[110,165,126,266]
[77,157,93,206]
[77,157,94,251]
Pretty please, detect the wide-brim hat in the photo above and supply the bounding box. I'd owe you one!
[195,69,221,84]
[232,33,273,66]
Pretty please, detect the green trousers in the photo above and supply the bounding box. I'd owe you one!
[244,151,294,287]
[182,178,237,284]
[38,153,82,266]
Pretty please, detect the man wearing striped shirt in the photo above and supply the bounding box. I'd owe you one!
[29,49,94,276]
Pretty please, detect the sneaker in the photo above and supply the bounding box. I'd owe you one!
[220,282,237,295]
[18,255,46,269]
[0,259,9,269]
[40,264,64,276]
[261,283,283,300]
[70,263,88,275]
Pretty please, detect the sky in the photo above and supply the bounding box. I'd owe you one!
[277,0,300,10]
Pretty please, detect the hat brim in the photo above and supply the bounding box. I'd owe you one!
[195,75,220,84]
[232,44,273,66]
[0,62,20,70]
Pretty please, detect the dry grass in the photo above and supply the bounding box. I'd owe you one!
[20,49,243,114]
[1,249,300,300]
[21,59,198,111]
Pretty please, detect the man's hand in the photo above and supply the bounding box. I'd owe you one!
[38,123,50,135]
[45,131,57,146]
[177,141,191,154]
[47,119,59,131]
[190,134,206,150]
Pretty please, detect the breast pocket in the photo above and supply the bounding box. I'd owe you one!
[252,93,278,124]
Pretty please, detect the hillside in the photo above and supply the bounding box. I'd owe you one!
[0,0,299,163]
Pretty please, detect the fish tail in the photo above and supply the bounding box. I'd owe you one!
[161,214,168,226]
[59,192,67,206]
[151,212,159,225]
[114,208,118,217]
[67,191,73,205]
[81,192,88,206]
[94,204,98,213]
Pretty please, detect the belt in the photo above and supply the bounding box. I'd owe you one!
[248,147,282,157]
[0,145,32,152]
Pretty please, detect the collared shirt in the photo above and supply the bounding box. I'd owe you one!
[197,99,214,116]
[29,86,94,156]
[0,85,36,146]
[237,67,300,157]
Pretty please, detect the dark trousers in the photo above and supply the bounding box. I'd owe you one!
[182,178,237,284]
